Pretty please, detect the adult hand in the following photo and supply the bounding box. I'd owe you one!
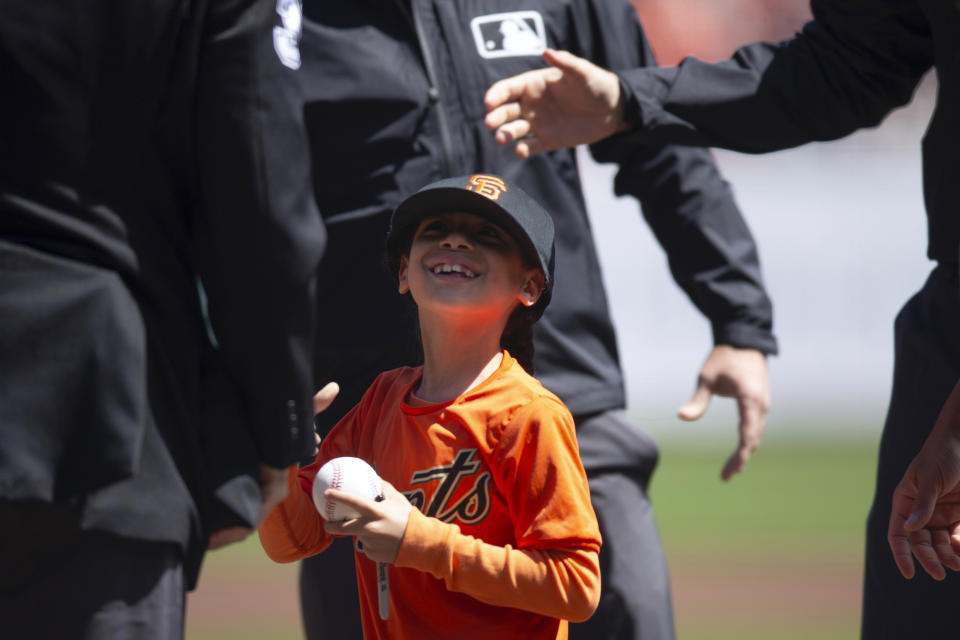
[888,379,960,580]
[484,48,629,158]
[312,382,340,454]
[313,381,340,417]
[209,463,290,550]
[677,346,770,481]
[324,480,412,564]
[208,382,340,550]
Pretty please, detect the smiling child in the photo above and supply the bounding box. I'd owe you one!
[258,174,601,639]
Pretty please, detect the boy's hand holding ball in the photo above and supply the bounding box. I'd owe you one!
[312,456,411,621]
[312,457,383,521]
[314,457,412,564]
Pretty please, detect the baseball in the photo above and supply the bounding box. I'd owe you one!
[311,456,383,522]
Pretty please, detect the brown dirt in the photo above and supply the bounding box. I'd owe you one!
[185,544,863,639]
[668,550,862,635]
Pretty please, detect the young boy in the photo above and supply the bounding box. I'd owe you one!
[259,174,601,639]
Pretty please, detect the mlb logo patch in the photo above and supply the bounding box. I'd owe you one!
[273,0,303,69]
[470,11,546,59]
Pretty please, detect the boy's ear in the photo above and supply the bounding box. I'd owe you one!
[518,270,546,307]
[398,255,410,294]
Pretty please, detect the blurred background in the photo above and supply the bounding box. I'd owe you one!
[187,2,938,638]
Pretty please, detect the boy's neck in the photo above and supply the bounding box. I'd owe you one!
[414,314,507,403]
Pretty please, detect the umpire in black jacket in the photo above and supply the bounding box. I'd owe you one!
[484,1,960,637]
[0,0,324,637]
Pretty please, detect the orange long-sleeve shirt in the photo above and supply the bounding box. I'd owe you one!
[259,351,601,639]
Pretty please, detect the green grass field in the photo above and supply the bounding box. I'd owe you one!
[186,433,879,639]
[652,435,878,639]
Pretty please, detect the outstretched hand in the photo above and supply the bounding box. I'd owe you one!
[484,48,628,158]
[888,379,960,580]
[312,382,340,454]
[323,480,412,564]
[208,381,340,550]
[677,346,770,481]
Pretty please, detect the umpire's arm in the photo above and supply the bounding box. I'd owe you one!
[194,0,325,469]
[615,0,935,153]
[583,0,775,479]
[583,0,777,355]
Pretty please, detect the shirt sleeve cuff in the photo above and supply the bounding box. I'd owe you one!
[714,322,779,356]
[394,508,452,576]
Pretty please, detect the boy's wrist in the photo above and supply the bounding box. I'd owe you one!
[393,508,447,573]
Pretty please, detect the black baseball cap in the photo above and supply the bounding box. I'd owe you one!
[386,174,556,307]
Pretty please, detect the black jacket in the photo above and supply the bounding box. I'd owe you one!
[305,0,777,437]
[619,0,956,264]
[0,0,323,584]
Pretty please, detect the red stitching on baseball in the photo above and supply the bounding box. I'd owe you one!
[325,461,342,521]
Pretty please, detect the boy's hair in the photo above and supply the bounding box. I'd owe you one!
[499,297,541,374]
[385,174,556,373]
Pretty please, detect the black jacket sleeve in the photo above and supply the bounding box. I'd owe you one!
[616,0,934,153]
[194,0,325,468]
[574,0,777,353]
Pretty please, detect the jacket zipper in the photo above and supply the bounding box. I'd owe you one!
[391,0,457,176]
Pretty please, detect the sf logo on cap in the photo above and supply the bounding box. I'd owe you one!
[467,175,507,200]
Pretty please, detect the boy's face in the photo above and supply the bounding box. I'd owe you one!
[398,211,544,320]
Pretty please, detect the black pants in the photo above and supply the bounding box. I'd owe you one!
[569,469,674,640]
[568,409,672,640]
[861,265,960,639]
[0,500,184,640]
[300,409,671,640]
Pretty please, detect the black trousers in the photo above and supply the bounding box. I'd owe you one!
[0,500,184,640]
[861,265,960,639]
[569,468,674,640]
[300,409,670,640]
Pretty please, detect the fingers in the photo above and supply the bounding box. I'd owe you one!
[484,101,522,132]
[313,381,340,415]
[933,528,960,572]
[492,117,532,145]
[541,47,564,69]
[484,76,529,113]
[721,397,765,481]
[720,449,748,483]
[323,485,408,564]
[323,488,380,526]
[484,70,548,117]
[889,521,960,580]
[516,137,545,159]
[888,519,916,579]
[888,482,960,579]
[492,121,547,158]
[484,57,563,153]
[908,528,948,581]
[721,437,755,482]
[889,477,920,578]
[721,440,759,481]
[677,384,711,421]
[323,482,406,531]
[483,59,561,109]
[483,50,577,117]
[543,48,593,76]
